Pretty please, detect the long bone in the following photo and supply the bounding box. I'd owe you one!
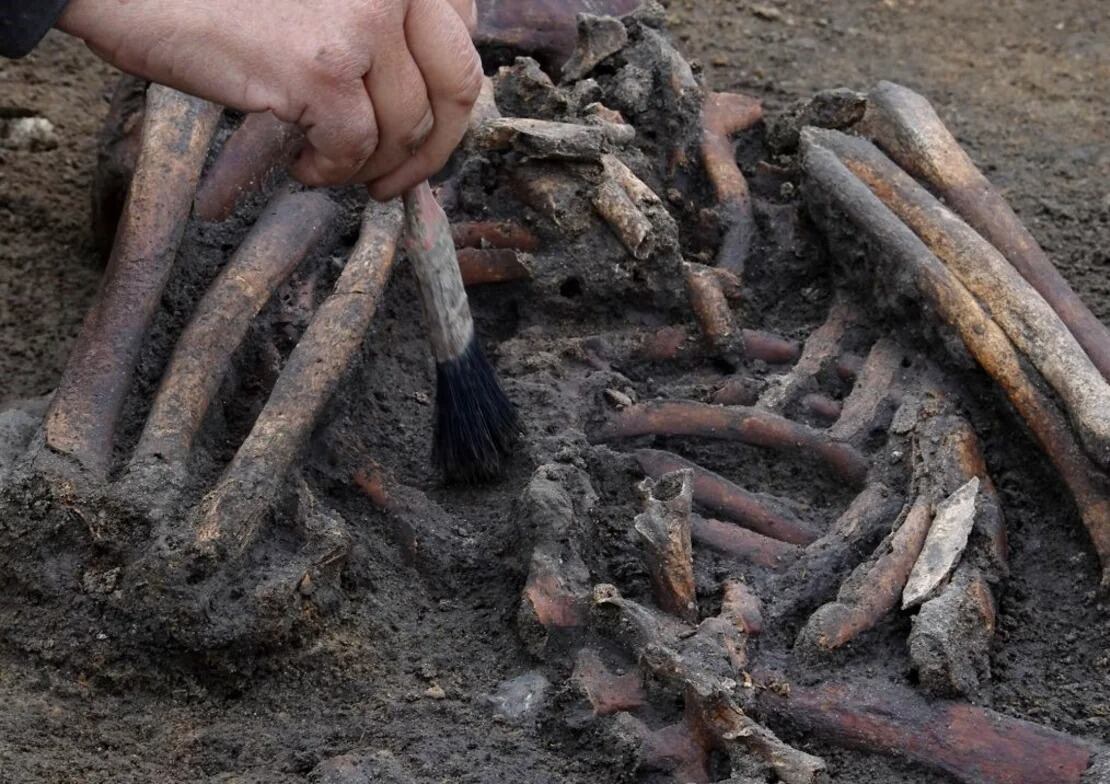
[755,675,1106,784]
[859,81,1110,382]
[801,130,1110,588]
[634,449,819,544]
[129,190,338,482]
[193,200,404,559]
[194,112,302,222]
[40,87,221,480]
[818,128,1110,467]
[700,92,764,275]
[592,400,870,486]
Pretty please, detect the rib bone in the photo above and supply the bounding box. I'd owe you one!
[193,200,403,559]
[40,87,221,480]
[131,190,337,478]
[820,128,1110,467]
[801,130,1110,588]
[860,81,1110,382]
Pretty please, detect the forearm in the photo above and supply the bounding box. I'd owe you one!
[0,0,71,57]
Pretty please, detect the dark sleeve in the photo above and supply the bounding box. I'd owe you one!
[1,0,72,58]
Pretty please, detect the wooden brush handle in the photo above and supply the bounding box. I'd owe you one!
[402,181,475,362]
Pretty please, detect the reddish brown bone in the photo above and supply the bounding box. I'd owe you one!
[451,221,540,252]
[592,400,869,486]
[635,448,819,544]
[692,514,800,569]
[797,499,932,652]
[701,92,764,274]
[756,675,1101,784]
[769,482,905,622]
[132,191,337,470]
[802,131,1110,588]
[821,129,1110,466]
[828,337,905,443]
[861,81,1110,383]
[41,87,221,479]
[685,262,743,360]
[194,112,302,222]
[457,248,534,286]
[758,300,859,412]
[193,200,404,558]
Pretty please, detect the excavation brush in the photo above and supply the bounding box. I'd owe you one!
[401,181,519,482]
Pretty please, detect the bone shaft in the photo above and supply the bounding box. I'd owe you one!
[685,263,739,356]
[863,81,1110,383]
[457,248,533,286]
[821,128,1110,465]
[802,133,1110,587]
[756,677,1096,784]
[635,448,818,544]
[799,499,933,650]
[701,92,763,274]
[451,221,540,252]
[134,190,337,466]
[691,515,800,569]
[592,400,869,486]
[195,201,404,553]
[635,470,699,622]
[42,87,221,478]
[194,112,301,222]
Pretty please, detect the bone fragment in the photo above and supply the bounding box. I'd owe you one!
[902,477,979,609]
[635,449,818,544]
[635,470,699,622]
[473,117,633,159]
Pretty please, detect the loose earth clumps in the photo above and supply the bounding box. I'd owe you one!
[0,2,1107,782]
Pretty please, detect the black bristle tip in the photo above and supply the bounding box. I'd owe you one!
[433,337,519,484]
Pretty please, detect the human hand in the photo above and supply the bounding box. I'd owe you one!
[58,0,482,199]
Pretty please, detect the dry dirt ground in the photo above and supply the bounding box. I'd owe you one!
[0,1,1107,783]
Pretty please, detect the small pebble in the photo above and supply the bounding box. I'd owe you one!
[751,4,783,21]
[423,683,447,700]
[605,388,633,409]
[1,116,58,151]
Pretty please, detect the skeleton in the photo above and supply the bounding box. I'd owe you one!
[0,2,1107,781]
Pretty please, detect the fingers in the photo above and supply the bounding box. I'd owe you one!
[444,0,478,33]
[288,81,380,187]
[367,0,482,200]
[350,34,435,183]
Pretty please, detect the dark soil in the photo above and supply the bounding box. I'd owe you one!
[0,3,1107,783]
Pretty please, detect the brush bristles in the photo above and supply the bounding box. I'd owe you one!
[434,337,519,483]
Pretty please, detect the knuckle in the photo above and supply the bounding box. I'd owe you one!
[451,50,483,105]
[400,110,435,149]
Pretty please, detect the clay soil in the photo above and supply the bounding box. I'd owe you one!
[0,1,1107,783]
